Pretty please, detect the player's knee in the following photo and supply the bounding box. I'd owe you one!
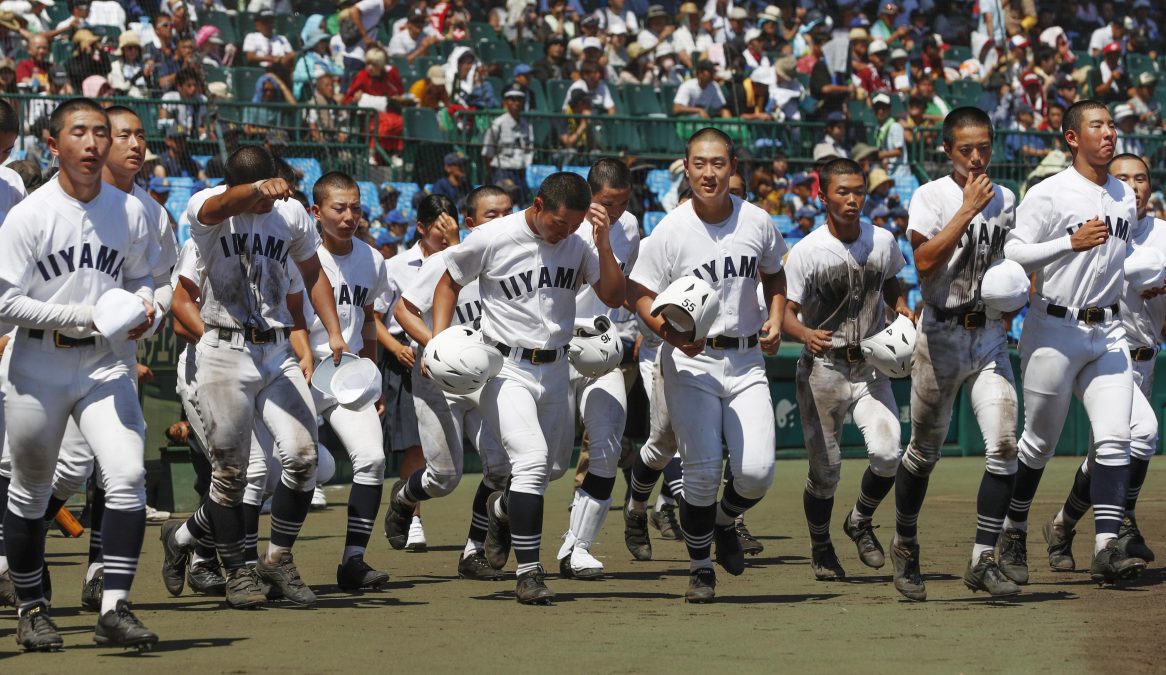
[732,461,775,500]
[901,443,938,478]
[1018,441,1054,470]
[584,442,620,479]
[681,467,720,507]
[868,442,902,478]
[423,468,462,498]
[805,464,841,500]
[640,442,677,470]
[1094,441,1131,467]
[6,482,51,519]
[350,450,385,487]
[985,452,1018,476]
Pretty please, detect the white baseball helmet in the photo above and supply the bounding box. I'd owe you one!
[861,314,917,379]
[568,315,624,378]
[980,259,1030,313]
[311,352,381,410]
[423,326,504,396]
[1124,246,1166,293]
[650,276,720,341]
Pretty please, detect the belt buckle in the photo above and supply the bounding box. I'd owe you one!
[962,312,983,329]
[845,345,862,363]
[1134,347,1155,361]
[1083,307,1105,324]
[248,327,270,344]
[53,331,73,348]
[529,349,549,365]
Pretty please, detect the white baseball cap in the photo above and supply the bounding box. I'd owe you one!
[869,39,889,55]
[1124,246,1166,293]
[582,36,603,51]
[312,352,381,410]
[1114,103,1135,121]
[93,288,147,341]
[980,259,1030,313]
[744,28,762,43]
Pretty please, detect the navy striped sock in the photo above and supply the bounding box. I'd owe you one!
[242,503,260,566]
[4,509,45,606]
[1060,464,1092,527]
[269,482,311,549]
[580,473,616,501]
[1006,460,1043,525]
[803,490,834,544]
[975,470,1014,546]
[678,498,716,561]
[402,469,430,504]
[507,491,543,570]
[854,468,895,521]
[345,483,382,550]
[662,457,683,501]
[87,486,106,566]
[101,507,144,593]
[0,476,8,558]
[716,479,760,526]
[467,479,492,545]
[1091,463,1127,537]
[205,501,246,571]
[1125,458,1149,517]
[894,463,929,540]
[629,454,663,504]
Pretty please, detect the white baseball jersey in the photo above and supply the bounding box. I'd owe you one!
[575,210,639,333]
[630,197,786,338]
[0,165,28,222]
[1007,167,1137,308]
[784,221,905,349]
[304,239,390,360]
[186,186,319,331]
[1122,216,1166,348]
[133,182,179,284]
[444,209,602,349]
[0,177,157,339]
[907,176,1016,311]
[380,242,425,334]
[403,248,483,329]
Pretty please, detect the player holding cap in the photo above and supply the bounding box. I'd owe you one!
[628,128,786,602]
[0,98,161,650]
[999,100,1145,586]
[434,172,625,604]
[894,107,1020,600]
[1042,153,1166,572]
[780,158,912,584]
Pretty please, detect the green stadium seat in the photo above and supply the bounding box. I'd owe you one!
[545,79,571,111]
[526,78,548,112]
[203,11,239,45]
[232,67,266,100]
[622,83,665,116]
[276,14,309,49]
[403,107,446,142]
[475,39,514,63]
[1126,53,1155,78]
[468,21,498,43]
[946,45,972,63]
[950,80,983,107]
[516,42,544,65]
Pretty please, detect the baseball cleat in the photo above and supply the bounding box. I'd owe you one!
[1090,540,1146,585]
[650,504,681,541]
[458,552,505,580]
[515,565,555,605]
[257,552,317,607]
[81,568,104,612]
[484,492,512,570]
[843,513,885,569]
[1042,517,1076,571]
[310,486,328,510]
[188,559,228,595]
[383,480,411,550]
[1117,516,1155,563]
[734,517,764,556]
[811,543,847,581]
[559,546,605,580]
[890,540,926,602]
[623,509,652,561]
[94,601,158,651]
[963,551,1021,596]
[684,568,716,603]
[145,505,171,523]
[160,520,190,596]
[336,554,390,591]
[714,524,746,576]
[16,603,63,652]
[0,571,17,607]
[995,528,1029,584]
[224,567,267,609]
[405,516,428,552]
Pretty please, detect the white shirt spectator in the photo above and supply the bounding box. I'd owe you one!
[599,7,637,35]
[672,24,714,58]
[0,0,50,32]
[246,0,293,14]
[673,77,726,114]
[161,91,208,132]
[88,0,126,30]
[1089,24,1115,56]
[353,0,386,32]
[563,78,614,111]
[243,30,294,65]
[387,28,418,56]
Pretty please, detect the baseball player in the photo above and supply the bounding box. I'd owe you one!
[999,100,1145,586]
[780,158,912,584]
[390,185,512,581]
[302,171,394,591]
[895,107,1020,600]
[0,99,27,220]
[627,128,786,603]
[1042,153,1165,572]
[434,172,625,604]
[0,99,161,650]
[380,195,460,553]
[159,145,347,610]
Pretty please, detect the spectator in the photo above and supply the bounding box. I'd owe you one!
[431,152,471,211]
[672,59,728,119]
[765,57,803,122]
[80,72,111,99]
[637,4,675,58]
[1050,73,1079,108]
[243,9,295,80]
[812,111,849,159]
[293,28,343,100]
[344,47,406,155]
[543,0,576,41]
[25,63,70,124]
[653,42,686,85]
[446,46,496,109]
[509,63,538,111]
[770,151,789,185]
[567,13,601,61]
[870,204,891,229]
[563,61,615,114]
[605,24,630,72]
[1129,72,1162,135]
[718,6,748,48]
[371,184,402,229]
[1037,101,1068,152]
[902,95,931,144]
[64,28,110,92]
[905,10,930,50]
[1026,44,1058,91]
[672,2,712,70]
[597,0,638,36]
[788,205,817,242]
[1094,41,1131,103]
[145,12,180,90]
[809,30,851,119]
[0,11,23,61]
[871,92,910,181]
[726,65,775,121]
[15,32,49,89]
[482,86,533,200]
[1002,35,1031,86]
[1113,103,1145,157]
[742,28,770,73]
[914,75,952,124]
[173,36,202,79]
[1088,12,1127,58]
[871,2,909,45]
[109,31,148,97]
[160,67,207,136]
[856,39,892,97]
[787,171,814,213]
[1131,0,1159,41]
[728,173,746,199]
[87,0,122,31]
[888,48,910,93]
[388,10,441,62]
[53,0,90,41]
[345,0,394,53]
[203,126,239,178]
[4,0,56,36]
[165,0,191,38]
[618,43,654,85]
[532,34,570,81]
[556,88,597,162]
[158,127,203,178]
[243,72,296,136]
[756,5,788,52]
[196,25,235,68]
[410,64,449,109]
[577,36,617,82]
[920,33,946,80]
[749,166,781,215]
[1017,72,1047,122]
[304,65,349,143]
[863,167,896,216]
[1005,101,1050,164]
[147,175,170,206]
[852,142,879,171]
[375,229,400,259]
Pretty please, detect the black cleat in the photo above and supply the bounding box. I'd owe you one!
[94,601,158,651]
[964,551,1021,596]
[1117,516,1155,563]
[159,520,190,596]
[623,509,652,561]
[81,568,104,612]
[684,568,716,603]
[714,524,745,576]
[257,552,317,606]
[383,480,412,551]
[1042,517,1076,571]
[650,504,682,541]
[890,541,927,601]
[996,528,1029,585]
[224,567,267,609]
[16,603,63,652]
[734,517,764,556]
[842,513,885,569]
[0,572,15,608]
[457,552,505,580]
[1091,539,1146,585]
[188,559,228,595]
[484,491,512,570]
[515,565,555,605]
[811,542,847,581]
[336,554,390,591]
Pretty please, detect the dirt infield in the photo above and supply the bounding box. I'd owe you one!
[2,456,1163,674]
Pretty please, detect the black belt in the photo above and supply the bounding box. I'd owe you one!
[707,334,759,350]
[829,345,864,363]
[211,325,290,344]
[28,329,95,348]
[1131,346,1157,362]
[493,342,565,364]
[931,307,987,329]
[1045,303,1118,324]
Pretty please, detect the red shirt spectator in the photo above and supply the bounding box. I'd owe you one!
[16,34,52,88]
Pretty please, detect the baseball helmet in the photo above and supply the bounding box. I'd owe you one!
[1124,245,1166,293]
[423,326,504,396]
[860,314,917,378]
[650,276,720,341]
[568,315,624,378]
[311,352,381,410]
[980,259,1030,313]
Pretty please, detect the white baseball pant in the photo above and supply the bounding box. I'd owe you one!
[313,384,385,489]
[564,366,626,481]
[1129,354,1158,461]
[637,344,678,470]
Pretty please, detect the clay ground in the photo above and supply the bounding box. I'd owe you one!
[2,456,1163,674]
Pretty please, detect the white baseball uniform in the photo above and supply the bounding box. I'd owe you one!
[1118,215,1166,460]
[784,220,905,499]
[0,165,28,223]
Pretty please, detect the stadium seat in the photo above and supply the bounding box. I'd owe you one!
[622,83,666,116]
[232,67,267,101]
[562,165,590,180]
[545,79,572,111]
[191,154,212,170]
[387,181,421,221]
[357,180,382,221]
[403,107,447,142]
[516,42,544,65]
[525,163,557,190]
[645,169,672,203]
[203,11,239,45]
[893,175,920,206]
[642,211,666,236]
[285,157,323,193]
[476,38,514,63]
[771,214,792,235]
[950,80,983,107]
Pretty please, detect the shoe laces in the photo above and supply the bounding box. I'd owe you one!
[279,559,307,589]
[693,568,715,584]
[26,606,59,632]
[115,602,145,628]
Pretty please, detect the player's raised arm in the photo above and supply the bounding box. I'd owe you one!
[588,202,627,309]
[196,177,295,226]
[431,270,464,334]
